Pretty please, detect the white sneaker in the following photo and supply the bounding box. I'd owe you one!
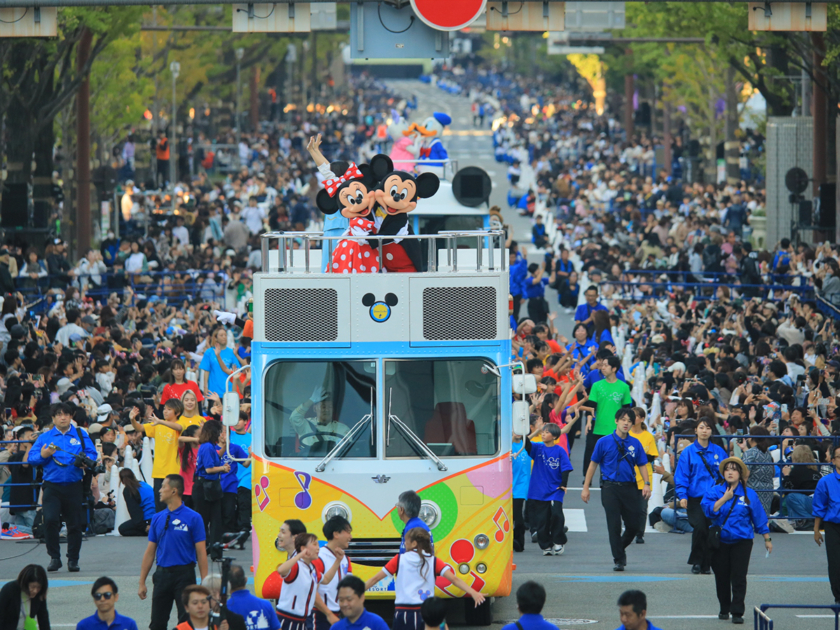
[775,519,795,534]
[552,544,565,555]
[542,549,553,556]
[653,521,672,533]
[564,307,574,314]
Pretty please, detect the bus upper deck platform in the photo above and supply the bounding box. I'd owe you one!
[254,230,509,347]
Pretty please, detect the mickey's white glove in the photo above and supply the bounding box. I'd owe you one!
[214,310,236,326]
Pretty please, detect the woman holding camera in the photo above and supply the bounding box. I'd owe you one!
[702,457,771,625]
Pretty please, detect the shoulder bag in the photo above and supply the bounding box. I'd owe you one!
[707,492,738,550]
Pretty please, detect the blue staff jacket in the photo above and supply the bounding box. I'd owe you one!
[674,441,727,500]
[813,471,840,524]
[701,483,769,543]
[28,425,98,484]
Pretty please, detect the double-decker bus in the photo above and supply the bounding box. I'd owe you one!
[246,230,511,625]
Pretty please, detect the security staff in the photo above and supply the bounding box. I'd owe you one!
[582,408,651,571]
[138,474,208,630]
[702,458,771,625]
[673,417,727,575]
[27,402,97,573]
[814,444,840,603]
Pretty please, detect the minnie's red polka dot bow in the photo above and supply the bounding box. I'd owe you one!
[324,163,363,197]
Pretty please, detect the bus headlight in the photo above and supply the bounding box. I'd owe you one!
[475,563,487,574]
[458,563,471,575]
[322,502,352,523]
[419,501,441,529]
[474,534,490,550]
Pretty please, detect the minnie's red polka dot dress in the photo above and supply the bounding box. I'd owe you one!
[331,217,380,274]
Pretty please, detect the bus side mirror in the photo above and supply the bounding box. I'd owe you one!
[513,374,537,395]
[222,392,240,427]
[512,400,529,436]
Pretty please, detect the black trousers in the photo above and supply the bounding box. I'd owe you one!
[193,480,223,548]
[531,499,568,549]
[42,481,84,562]
[600,483,643,564]
[153,478,165,512]
[527,296,549,324]
[710,539,753,617]
[222,492,238,533]
[583,432,606,481]
[150,565,196,630]
[824,521,840,602]
[638,495,649,538]
[237,486,252,532]
[513,498,526,548]
[687,496,712,569]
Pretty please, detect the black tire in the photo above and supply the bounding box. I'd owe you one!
[464,598,493,626]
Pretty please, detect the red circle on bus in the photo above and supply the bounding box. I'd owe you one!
[450,539,475,564]
[410,0,486,30]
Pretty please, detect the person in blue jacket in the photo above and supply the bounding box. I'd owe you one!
[575,286,608,335]
[27,402,98,572]
[812,444,840,603]
[566,324,596,376]
[702,457,771,624]
[615,589,663,630]
[674,417,728,575]
[510,251,528,320]
[526,423,574,556]
[590,311,614,347]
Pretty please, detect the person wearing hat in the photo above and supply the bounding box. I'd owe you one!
[701,457,771,624]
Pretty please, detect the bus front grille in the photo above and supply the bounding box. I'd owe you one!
[345,538,402,566]
[422,286,497,340]
[264,288,338,341]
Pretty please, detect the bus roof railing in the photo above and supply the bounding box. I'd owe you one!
[259,229,506,274]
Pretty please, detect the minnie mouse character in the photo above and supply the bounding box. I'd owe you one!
[368,154,440,273]
[314,157,380,274]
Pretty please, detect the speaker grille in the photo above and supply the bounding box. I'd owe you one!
[422,286,497,340]
[264,288,338,341]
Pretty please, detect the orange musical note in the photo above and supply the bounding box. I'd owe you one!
[492,507,510,543]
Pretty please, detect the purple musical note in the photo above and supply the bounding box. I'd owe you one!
[294,471,312,509]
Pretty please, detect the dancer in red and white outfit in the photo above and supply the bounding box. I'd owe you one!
[276,533,343,630]
[364,528,484,630]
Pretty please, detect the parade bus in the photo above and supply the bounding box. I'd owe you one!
[245,230,514,624]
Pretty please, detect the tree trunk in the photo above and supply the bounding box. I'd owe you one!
[33,52,55,238]
[724,66,740,186]
[5,43,36,189]
[766,43,795,117]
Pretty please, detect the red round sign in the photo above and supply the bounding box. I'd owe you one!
[410,0,486,31]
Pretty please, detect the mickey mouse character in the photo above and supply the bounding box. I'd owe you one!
[314,158,381,274]
[368,154,440,273]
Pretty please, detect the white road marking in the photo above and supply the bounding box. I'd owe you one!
[564,508,588,532]
[648,616,722,619]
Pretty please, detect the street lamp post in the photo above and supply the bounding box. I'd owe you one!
[235,47,244,170]
[170,60,180,193]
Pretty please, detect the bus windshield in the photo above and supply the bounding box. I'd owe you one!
[264,360,377,458]
[384,358,500,458]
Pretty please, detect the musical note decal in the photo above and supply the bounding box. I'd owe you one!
[492,506,510,543]
[254,476,271,512]
[294,471,313,510]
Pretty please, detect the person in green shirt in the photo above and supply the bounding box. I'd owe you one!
[580,356,633,476]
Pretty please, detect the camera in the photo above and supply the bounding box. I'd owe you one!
[73,452,98,471]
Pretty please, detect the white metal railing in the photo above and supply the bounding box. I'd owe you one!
[259,229,506,274]
[390,158,459,180]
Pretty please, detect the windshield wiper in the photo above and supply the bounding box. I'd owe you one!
[315,388,374,473]
[387,389,448,472]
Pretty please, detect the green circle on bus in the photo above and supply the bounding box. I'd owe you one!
[390,484,458,541]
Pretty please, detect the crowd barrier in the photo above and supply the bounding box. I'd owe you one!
[602,280,814,303]
[14,269,240,312]
[818,295,840,322]
[754,604,840,630]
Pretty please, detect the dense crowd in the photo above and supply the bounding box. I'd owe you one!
[4,64,840,630]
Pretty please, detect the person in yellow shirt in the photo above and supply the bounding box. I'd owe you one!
[178,390,204,429]
[129,398,186,511]
[630,407,659,545]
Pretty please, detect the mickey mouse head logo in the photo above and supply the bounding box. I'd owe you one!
[362,293,398,323]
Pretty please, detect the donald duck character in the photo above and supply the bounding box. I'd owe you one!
[405,111,451,177]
